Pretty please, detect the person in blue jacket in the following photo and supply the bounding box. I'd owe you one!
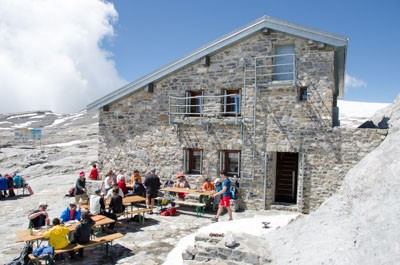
[59,202,81,223]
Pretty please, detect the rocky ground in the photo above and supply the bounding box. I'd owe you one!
[0,110,297,265]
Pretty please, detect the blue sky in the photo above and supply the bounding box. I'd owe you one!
[0,0,398,114]
[107,0,399,104]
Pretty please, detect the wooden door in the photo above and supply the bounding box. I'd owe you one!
[275,152,298,203]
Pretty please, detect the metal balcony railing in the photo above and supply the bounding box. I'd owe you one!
[169,94,241,124]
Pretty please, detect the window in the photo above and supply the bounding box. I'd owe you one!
[186,91,203,116]
[219,150,240,177]
[273,45,295,81]
[299,87,307,101]
[222,89,241,115]
[184,149,203,174]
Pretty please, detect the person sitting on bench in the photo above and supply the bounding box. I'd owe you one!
[69,211,94,259]
[43,218,70,260]
[60,202,81,223]
[28,202,50,228]
[90,189,117,233]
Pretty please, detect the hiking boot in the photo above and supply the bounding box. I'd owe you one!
[210,217,218,222]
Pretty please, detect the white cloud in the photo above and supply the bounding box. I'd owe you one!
[0,0,126,114]
[345,73,367,89]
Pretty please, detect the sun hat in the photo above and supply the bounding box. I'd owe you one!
[79,171,85,177]
[177,172,184,177]
[39,201,48,207]
[214,178,221,184]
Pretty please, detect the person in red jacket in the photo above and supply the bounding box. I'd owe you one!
[88,164,98,180]
[117,176,131,195]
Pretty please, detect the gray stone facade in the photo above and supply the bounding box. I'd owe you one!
[97,30,386,213]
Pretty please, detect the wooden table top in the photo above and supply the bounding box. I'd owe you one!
[16,215,115,242]
[122,195,146,204]
[160,187,215,196]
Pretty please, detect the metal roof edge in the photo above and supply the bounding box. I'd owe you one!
[87,15,348,111]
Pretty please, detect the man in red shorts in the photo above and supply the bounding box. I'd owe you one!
[211,171,233,222]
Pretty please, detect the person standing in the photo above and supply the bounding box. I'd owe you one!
[28,202,50,228]
[88,164,98,180]
[0,174,8,198]
[211,171,233,222]
[74,171,87,205]
[102,170,113,194]
[143,169,161,213]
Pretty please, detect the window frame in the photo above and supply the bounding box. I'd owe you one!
[222,89,241,116]
[184,148,203,174]
[219,150,241,177]
[273,44,295,82]
[185,90,203,116]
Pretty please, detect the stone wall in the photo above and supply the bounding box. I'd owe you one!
[97,30,386,213]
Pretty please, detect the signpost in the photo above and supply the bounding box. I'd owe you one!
[14,128,42,149]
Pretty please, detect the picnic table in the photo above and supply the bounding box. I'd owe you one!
[15,215,115,243]
[160,187,215,217]
[105,195,150,223]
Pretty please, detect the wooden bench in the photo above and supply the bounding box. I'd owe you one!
[28,233,124,264]
[173,200,206,217]
[119,208,151,224]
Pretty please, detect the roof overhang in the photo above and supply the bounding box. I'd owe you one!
[87,15,348,111]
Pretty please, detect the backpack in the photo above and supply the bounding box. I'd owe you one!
[66,187,75,197]
[6,242,32,265]
[33,246,54,257]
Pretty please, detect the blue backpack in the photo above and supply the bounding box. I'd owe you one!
[33,246,54,257]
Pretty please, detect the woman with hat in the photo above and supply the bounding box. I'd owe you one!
[174,172,190,199]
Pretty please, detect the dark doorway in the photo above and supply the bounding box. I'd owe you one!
[275,152,298,203]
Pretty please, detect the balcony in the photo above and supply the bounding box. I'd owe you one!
[169,94,241,125]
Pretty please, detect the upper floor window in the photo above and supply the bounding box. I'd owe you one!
[222,89,241,116]
[186,91,203,116]
[219,150,240,177]
[184,148,203,174]
[273,45,295,81]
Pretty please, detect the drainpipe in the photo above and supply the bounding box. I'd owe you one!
[263,151,268,209]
